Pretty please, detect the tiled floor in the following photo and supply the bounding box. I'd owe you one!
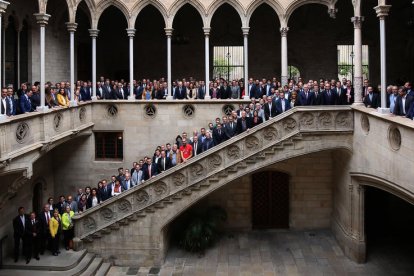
[107,229,414,276]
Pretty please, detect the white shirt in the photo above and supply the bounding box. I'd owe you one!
[92,196,98,207]
[402,96,407,114]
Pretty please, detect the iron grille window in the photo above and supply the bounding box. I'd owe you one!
[213,46,244,81]
[95,132,123,160]
[337,45,369,83]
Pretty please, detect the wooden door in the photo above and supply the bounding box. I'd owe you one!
[252,171,289,229]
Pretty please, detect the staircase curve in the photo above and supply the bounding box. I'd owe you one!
[72,106,354,266]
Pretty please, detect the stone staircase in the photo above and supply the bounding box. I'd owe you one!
[0,249,111,276]
[72,106,354,266]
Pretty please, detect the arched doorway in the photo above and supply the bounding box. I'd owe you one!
[32,182,43,213]
[5,16,17,88]
[76,0,92,82]
[252,171,289,229]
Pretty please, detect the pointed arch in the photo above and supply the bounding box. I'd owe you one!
[206,0,246,28]
[130,0,168,29]
[246,0,284,26]
[168,0,207,28]
[95,0,130,29]
[285,0,338,24]
[75,0,94,28]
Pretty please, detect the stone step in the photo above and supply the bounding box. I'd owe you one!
[79,257,103,276]
[95,262,111,276]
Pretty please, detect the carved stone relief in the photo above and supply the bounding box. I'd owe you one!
[227,145,241,159]
[208,154,222,170]
[135,190,150,206]
[153,181,169,196]
[318,112,333,128]
[172,172,186,186]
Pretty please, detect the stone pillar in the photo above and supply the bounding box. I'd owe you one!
[66,22,77,105]
[351,16,364,105]
[34,13,51,112]
[242,27,249,100]
[203,27,211,100]
[127,28,136,100]
[165,28,173,100]
[374,0,391,114]
[0,1,8,90]
[280,27,289,86]
[2,12,6,87]
[89,29,99,100]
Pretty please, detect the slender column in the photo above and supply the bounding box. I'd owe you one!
[89,29,99,100]
[16,27,21,87]
[66,22,77,105]
[280,27,289,86]
[375,0,391,113]
[242,27,249,100]
[126,28,136,100]
[165,28,173,100]
[351,16,364,105]
[0,1,9,120]
[203,27,211,99]
[34,13,51,112]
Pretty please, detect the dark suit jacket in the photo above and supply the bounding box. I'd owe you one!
[190,141,203,156]
[263,102,277,120]
[13,215,28,238]
[142,163,158,180]
[38,211,53,235]
[116,88,128,99]
[20,95,32,113]
[197,87,206,99]
[121,179,134,191]
[276,99,291,115]
[31,93,41,110]
[298,91,315,106]
[248,85,261,99]
[157,157,172,172]
[99,187,111,201]
[321,89,338,105]
[86,196,101,209]
[155,89,164,100]
[173,86,187,100]
[224,122,237,139]
[218,86,231,99]
[103,85,116,99]
[394,95,413,116]
[25,219,40,237]
[202,138,215,152]
[80,87,92,101]
[236,117,253,134]
[364,93,381,109]
[212,128,226,145]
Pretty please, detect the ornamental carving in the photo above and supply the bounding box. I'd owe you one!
[172,172,186,186]
[83,217,97,230]
[300,113,315,128]
[0,176,29,210]
[135,190,150,206]
[153,181,169,196]
[53,112,63,131]
[208,154,222,170]
[318,112,333,127]
[335,112,352,128]
[245,136,260,150]
[107,104,118,117]
[118,199,132,212]
[79,107,86,123]
[388,125,401,151]
[227,145,241,159]
[182,104,195,118]
[360,114,370,134]
[100,208,114,221]
[16,122,30,144]
[222,104,235,116]
[144,104,156,118]
[283,118,297,132]
[263,127,278,141]
[191,163,204,178]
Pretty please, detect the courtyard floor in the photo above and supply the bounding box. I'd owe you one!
[107,229,414,276]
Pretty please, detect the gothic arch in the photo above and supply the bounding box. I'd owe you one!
[246,0,284,26]
[75,0,94,28]
[168,0,206,28]
[206,0,246,28]
[130,0,168,29]
[94,0,130,29]
[285,0,337,24]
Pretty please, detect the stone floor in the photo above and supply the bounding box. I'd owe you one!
[107,229,414,276]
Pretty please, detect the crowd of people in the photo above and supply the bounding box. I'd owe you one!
[1,76,412,119]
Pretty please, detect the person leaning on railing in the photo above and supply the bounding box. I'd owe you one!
[61,206,74,250]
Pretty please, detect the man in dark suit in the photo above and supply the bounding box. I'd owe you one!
[263,96,277,121]
[6,87,17,115]
[218,81,231,99]
[190,136,203,157]
[142,158,158,180]
[212,123,226,145]
[38,204,52,255]
[321,84,338,105]
[99,180,111,201]
[102,79,116,99]
[26,212,40,263]
[236,111,253,134]
[298,84,315,106]
[121,173,133,191]
[20,90,32,113]
[173,81,187,100]
[80,82,92,101]
[364,86,381,109]
[54,195,66,215]
[394,88,413,116]
[224,116,237,139]
[116,83,128,99]
[197,81,206,99]
[30,85,41,111]
[311,84,322,105]
[202,131,215,151]
[157,151,172,172]
[334,82,347,105]
[96,82,104,99]
[13,207,29,263]
[276,92,291,115]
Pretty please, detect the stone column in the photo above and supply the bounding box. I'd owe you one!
[0,1,8,121]
[89,29,99,100]
[203,27,211,99]
[280,27,289,86]
[165,28,173,100]
[2,13,6,87]
[351,16,364,105]
[34,13,51,112]
[66,22,77,105]
[374,0,391,113]
[242,27,249,100]
[127,28,136,100]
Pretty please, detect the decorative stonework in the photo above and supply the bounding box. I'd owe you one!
[222,104,235,116]
[208,154,222,170]
[227,145,241,159]
[280,27,289,37]
[172,173,186,186]
[107,104,118,117]
[388,125,401,151]
[335,112,352,128]
[83,217,96,230]
[100,207,114,221]
[79,107,86,123]
[283,118,297,132]
[182,104,195,118]
[15,122,30,144]
[0,176,29,210]
[299,113,315,128]
[360,114,370,135]
[53,112,63,131]
[118,199,132,212]
[144,104,156,118]
[190,163,204,178]
[153,181,168,196]
[318,112,333,128]
[263,127,278,141]
[245,136,260,150]
[135,190,150,206]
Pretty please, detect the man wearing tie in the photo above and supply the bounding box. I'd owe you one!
[143,159,158,180]
[121,173,133,191]
[197,80,206,99]
[263,96,277,121]
[26,212,40,263]
[157,151,171,172]
[38,204,52,255]
[191,136,203,157]
[276,91,291,115]
[7,87,17,115]
[80,82,92,101]
[298,84,315,106]
[174,81,187,100]
[13,207,29,263]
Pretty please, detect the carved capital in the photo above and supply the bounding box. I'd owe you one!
[164,28,173,37]
[88,28,99,37]
[374,5,391,19]
[203,27,211,36]
[351,16,364,29]
[241,27,250,36]
[328,8,338,18]
[0,1,9,14]
[66,22,78,32]
[280,27,289,37]
[34,13,51,26]
[126,28,136,37]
